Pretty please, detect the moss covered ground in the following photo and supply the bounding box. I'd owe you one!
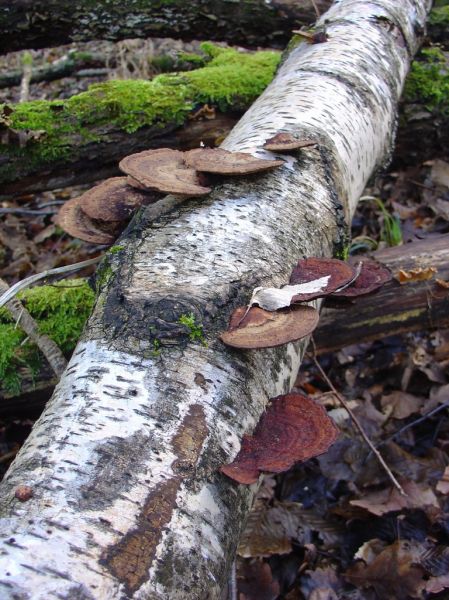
[0,279,94,394]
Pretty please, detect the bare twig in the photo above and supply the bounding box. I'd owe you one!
[376,400,449,449]
[19,52,33,103]
[0,277,67,377]
[310,0,321,17]
[310,337,406,495]
[0,256,101,308]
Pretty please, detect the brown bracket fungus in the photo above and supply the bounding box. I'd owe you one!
[221,393,339,484]
[263,133,316,152]
[331,258,393,298]
[184,147,284,175]
[119,148,212,197]
[78,177,160,222]
[219,305,319,349]
[289,257,356,301]
[55,198,117,245]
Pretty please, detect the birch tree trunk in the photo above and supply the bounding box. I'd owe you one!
[0,1,431,599]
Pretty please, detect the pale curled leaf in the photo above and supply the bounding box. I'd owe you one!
[249,275,330,311]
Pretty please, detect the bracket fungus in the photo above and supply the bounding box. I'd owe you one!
[184,147,284,175]
[221,393,339,484]
[263,133,316,152]
[220,305,319,349]
[119,148,212,197]
[331,258,392,298]
[78,177,159,222]
[289,257,356,301]
[55,198,117,245]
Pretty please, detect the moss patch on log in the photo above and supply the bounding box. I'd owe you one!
[0,279,95,394]
[0,44,280,180]
[404,47,449,113]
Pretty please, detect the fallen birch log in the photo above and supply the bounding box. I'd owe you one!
[3,234,449,411]
[0,1,431,598]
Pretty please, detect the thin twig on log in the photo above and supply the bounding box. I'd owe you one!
[309,338,406,495]
[0,278,67,377]
[0,256,101,308]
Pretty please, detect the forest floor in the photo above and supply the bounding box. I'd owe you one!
[1,35,449,600]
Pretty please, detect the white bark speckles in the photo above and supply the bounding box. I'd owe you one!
[0,1,431,598]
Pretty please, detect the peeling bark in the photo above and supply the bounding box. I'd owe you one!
[0,0,331,54]
[0,1,431,599]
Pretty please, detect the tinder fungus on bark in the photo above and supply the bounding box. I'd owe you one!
[55,198,117,244]
[289,257,356,301]
[119,148,211,196]
[78,177,159,222]
[263,133,316,152]
[219,305,319,349]
[221,393,339,484]
[331,258,392,298]
[184,148,283,174]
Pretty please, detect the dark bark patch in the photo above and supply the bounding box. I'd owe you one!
[102,404,207,593]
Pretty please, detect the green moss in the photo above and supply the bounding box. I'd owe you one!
[404,47,449,113]
[429,6,449,26]
[178,313,207,345]
[0,45,280,176]
[0,279,95,394]
[108,245,125,254]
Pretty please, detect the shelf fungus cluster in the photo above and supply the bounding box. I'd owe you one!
[220,257,392,484]
[55,147,283,244]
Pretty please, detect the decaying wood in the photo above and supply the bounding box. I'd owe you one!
[315,234,449,354]
[0,1,432,599]
[0,0,331,54]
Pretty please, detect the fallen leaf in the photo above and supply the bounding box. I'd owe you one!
[436,278,449,289]
[249,276,330,311]
[425,575,449,594]
[395,266,437,284]
[431,159,449,188]
[345,540,427,600]
[350,480,440,516]
[238,560,280,600]
[436,466,449,495]
[380,391,423,419]
[221,393,339,484]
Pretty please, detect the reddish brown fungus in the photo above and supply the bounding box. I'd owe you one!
[263,133,316,152]
[119,148,211,196]
[78,177,160,222]
[55,198,117,245]
[331,258,393,298]
[184,147,283,175]
[221,393,339,484]
[219,305,319,349]
[289,257,356,301]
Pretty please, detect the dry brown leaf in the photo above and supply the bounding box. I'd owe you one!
[395,266,437,284]
[350,480,440,516]
[425,575,449,594]
[238,560,280,600]
[345,540,427,600]
[436,278,449,289]
[431,159,449,188]
[380,391,423,419]
[238,501,292,558]
[436,466,449,495]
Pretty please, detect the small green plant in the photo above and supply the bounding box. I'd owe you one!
[108,245,125,254]
[178,313,207,345]
[359,196,403,247]
[151,338,161,358]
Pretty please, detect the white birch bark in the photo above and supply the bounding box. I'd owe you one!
[0,1,431,598]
